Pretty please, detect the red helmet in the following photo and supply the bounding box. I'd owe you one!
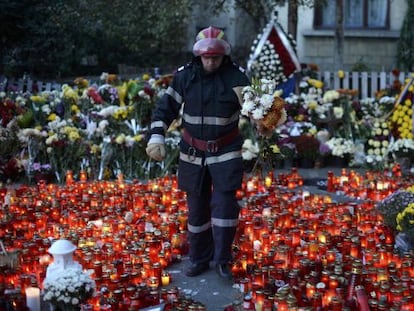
[193,26,231,56]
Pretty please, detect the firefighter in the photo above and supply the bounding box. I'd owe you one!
[146,26,250,280]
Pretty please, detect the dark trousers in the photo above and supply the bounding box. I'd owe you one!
[186,168,240,265]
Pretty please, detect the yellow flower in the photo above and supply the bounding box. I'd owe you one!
[45,133,58,145]
[90,144,100,154]
[115,134,126,144]
[308,101,318,110]
[68,130,80,142]
[270,144,280,153]
[142,73,151,81]
[273,90,283,98]
[71,104,80,113]
[30,95,47,103]
[134,134,143,142]
[296,115,305,121]
[62,85,79,102]
[48,113,57,121]
[337,70,345,79]
[307,79,324,89]
[117,82,128,106]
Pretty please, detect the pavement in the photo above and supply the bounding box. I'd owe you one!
[159,166,369,311]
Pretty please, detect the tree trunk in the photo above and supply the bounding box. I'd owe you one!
[287,0,298,40]
[334,0,344,69]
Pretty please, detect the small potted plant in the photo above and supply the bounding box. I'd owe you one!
[292,134,320,168]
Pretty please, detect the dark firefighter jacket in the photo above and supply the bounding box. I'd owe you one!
[148,57,250,192]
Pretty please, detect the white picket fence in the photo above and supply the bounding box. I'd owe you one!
[1,71,413,99]
[0,76,62,93]
[318,71,413,99]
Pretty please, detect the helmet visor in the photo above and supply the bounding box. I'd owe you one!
[193,38,231,56]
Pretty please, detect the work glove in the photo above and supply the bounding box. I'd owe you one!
[146,143,166,162]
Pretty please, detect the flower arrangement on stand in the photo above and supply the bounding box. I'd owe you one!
[43,268,96,311]
[387,138,414,173]
[388,77,414,140]
[396,202,414,248]
[376,187,414,251]
[284,77,323,123]
[325,137,355,167]
[325,137,355,162]
[359,120,389,170]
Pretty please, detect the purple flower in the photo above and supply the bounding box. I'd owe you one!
[32,162,41,171]
[319,143,331,155]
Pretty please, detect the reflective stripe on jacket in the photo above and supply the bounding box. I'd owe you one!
[149,57,250,192]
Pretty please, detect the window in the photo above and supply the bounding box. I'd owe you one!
[314,0,389,29]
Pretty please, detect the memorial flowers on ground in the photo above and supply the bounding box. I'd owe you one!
[325,137,355,158]
[388,138,414,160]
[376,188,414,231]
[376,185,414,250]
[396,201,414,243]
[363,120,390,169]
[0,73,179,183]
[43,268,96,310]
[388,78,414,139]
[1,68,414,182]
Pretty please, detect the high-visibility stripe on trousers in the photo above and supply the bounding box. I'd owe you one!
[186,172,240,265]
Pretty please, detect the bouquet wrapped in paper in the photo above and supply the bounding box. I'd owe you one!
[238,78,287,133]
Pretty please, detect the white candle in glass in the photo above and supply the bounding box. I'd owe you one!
[25,287,41,311]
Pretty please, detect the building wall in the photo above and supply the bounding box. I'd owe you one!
[187,1,257,67]
[188,0,407,72]
[295,0,407,72]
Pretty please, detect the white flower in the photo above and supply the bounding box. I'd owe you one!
[42,268,95,307]
[333,107,344,119]
[17,128,46,143]
[98,120,109,131]
[242,139,260,160]
[325,137,355,157]
[252,107,265,120]
[241,78,286,127]
[388,138,414,157]
[259,94,274,110]
[322,90,340,103]
[97,105,119,117]
[366,155,375,163]
[41,104,51,114]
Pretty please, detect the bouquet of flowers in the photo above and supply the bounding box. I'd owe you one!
[388,138,414,159]
[43,268,96,310]
[325,137,355,158]
[240,78,287,131]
